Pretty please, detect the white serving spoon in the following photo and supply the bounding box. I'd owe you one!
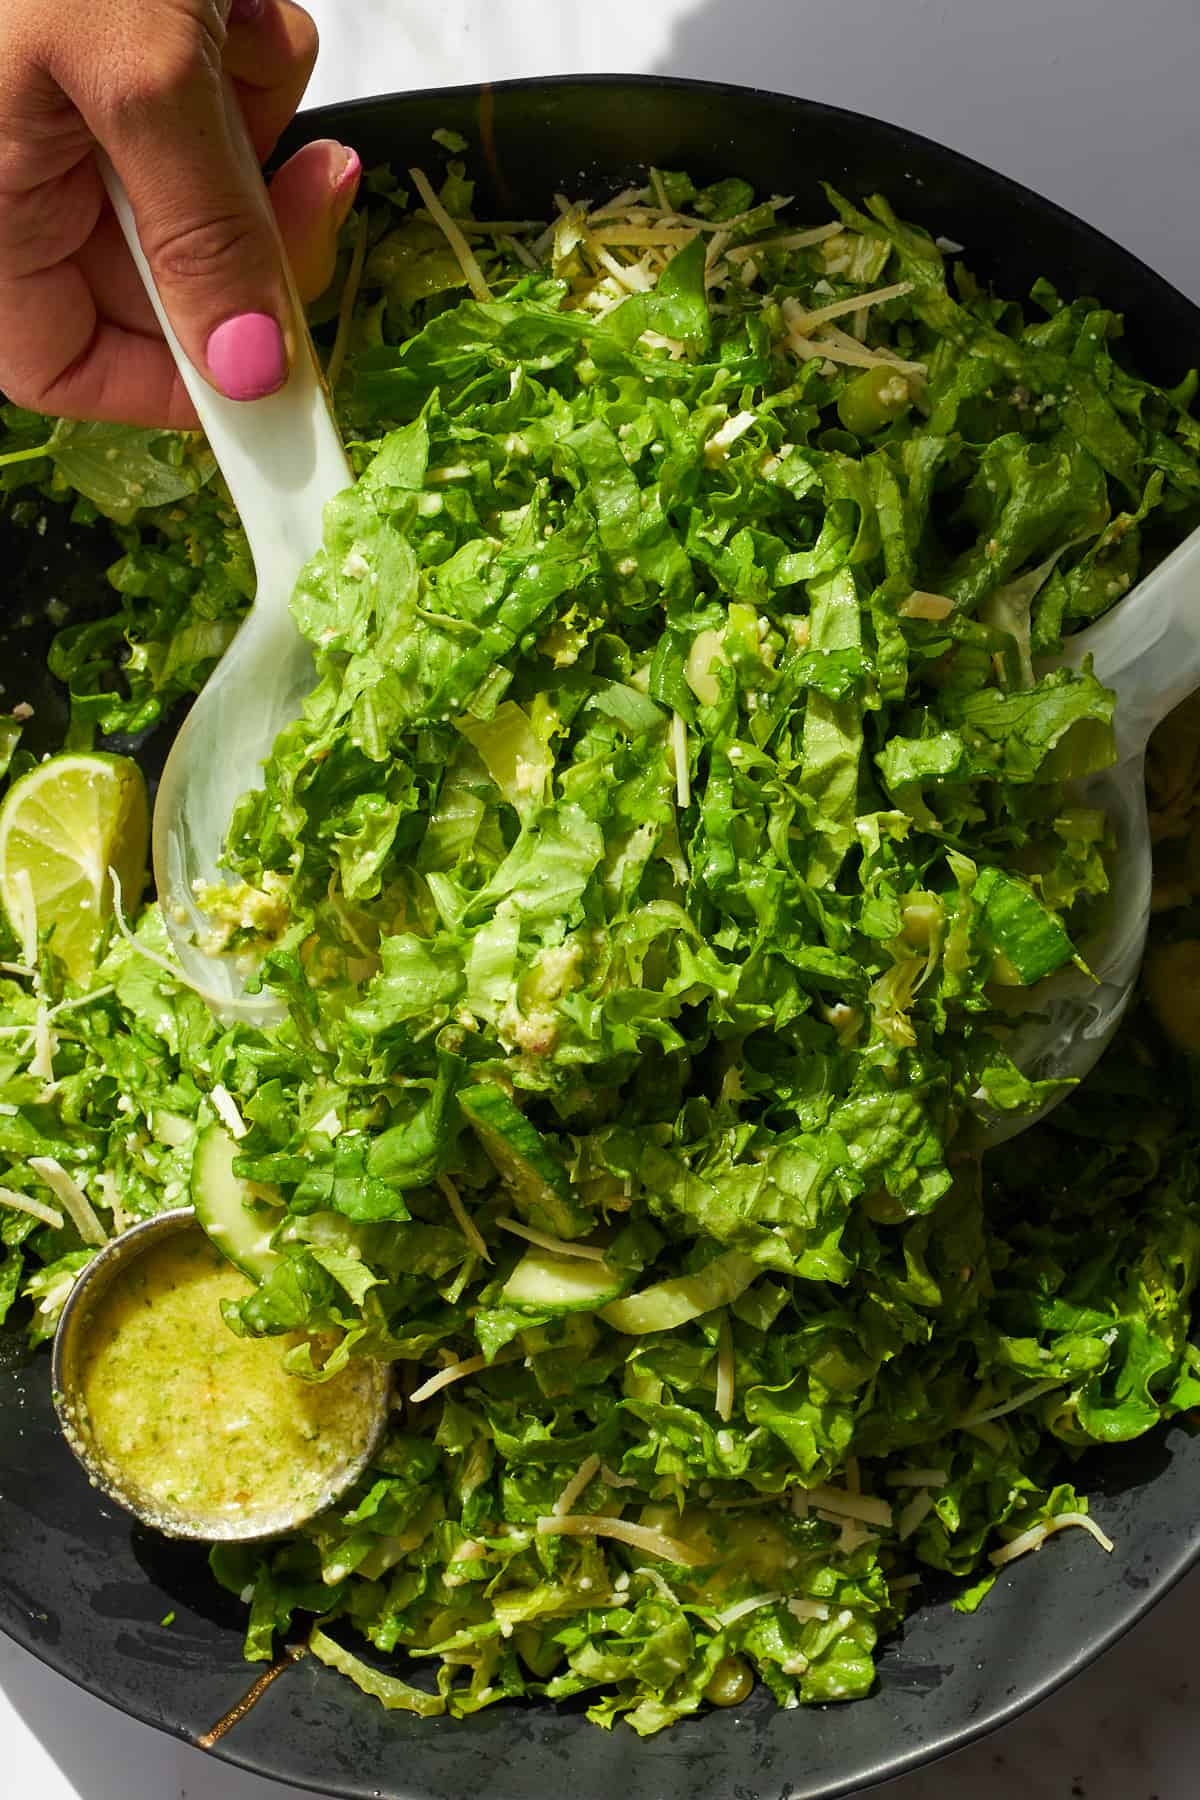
[979,524,1200,1144]
[100,142,352,1025]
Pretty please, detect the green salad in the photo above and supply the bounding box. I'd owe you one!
[3,145,1200,1733]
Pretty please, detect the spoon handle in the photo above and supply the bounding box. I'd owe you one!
[1063,523,1200,760]
[96,94,349,602]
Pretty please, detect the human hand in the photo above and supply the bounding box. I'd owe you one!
[0,0,361,427]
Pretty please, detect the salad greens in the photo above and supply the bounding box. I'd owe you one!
[3,145,1200,1734]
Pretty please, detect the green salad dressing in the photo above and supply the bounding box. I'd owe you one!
[79,1232,374,1526]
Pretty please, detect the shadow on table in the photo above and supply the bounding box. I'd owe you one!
[0,1635,314,1800]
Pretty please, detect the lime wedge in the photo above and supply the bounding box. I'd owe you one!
[0,753,149,980]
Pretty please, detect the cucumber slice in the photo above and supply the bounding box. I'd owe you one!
[599,1250,760,1335]
[191,1118,282,1282]
[460,1083,593,1240]
[502,1245,630,1314]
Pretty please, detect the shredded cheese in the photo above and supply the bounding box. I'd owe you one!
[704,410,757,465]
[536,1513,702,1566]
[408,1347,520,1405]
[802,1484,893,1529]
[29,1156,107,1245]
[30,1001,57,1085]
[645,196,794,235]
[845,1455,861,1494]
[409,167,492,303]
[787,1597,830,1623]
[837,1515,874,1555]
[592,244,656,291]
[600,1462,638,1489]
[209,1084,247,1141]
[585,186,652,221]
[671,712,690,810]
[989,1512,1114,1568]
[819,322,928,376]
[715,1315,735,1423]
[495,1216,608,1261]
[788,279,913,334]
[958,1379,1063,1429]
[900,590,955,622]
[712,1592,783,1628]
[326,209,369,393]
[896,1489,935,1542]
[502,232,541,273]
[452,218,544,236]
[727,223,842,262]
[95,1168,130,1237]
[885,1468,950,1488]
[0,1185,64,1231]
[439,1175,491,1262]
[11,869,37,969]
[552,1453,602,1517]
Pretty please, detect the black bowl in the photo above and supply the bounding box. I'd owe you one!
[3,73,1199,1800]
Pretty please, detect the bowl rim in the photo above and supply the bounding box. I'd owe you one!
[5,67,1200,1800]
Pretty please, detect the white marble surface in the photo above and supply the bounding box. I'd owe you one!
[6,3,1200,1796]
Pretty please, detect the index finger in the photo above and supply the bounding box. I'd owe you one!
[224,0,319,162]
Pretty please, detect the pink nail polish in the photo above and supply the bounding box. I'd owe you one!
[228,0,264,23]
[332,148,362,224]
[206,313,288,401]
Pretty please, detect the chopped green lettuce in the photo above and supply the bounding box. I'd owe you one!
[3,150,1200,1737]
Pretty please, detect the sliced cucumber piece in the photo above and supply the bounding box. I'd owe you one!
[600,1250,760,1336]
[460,1082,593,1240]
[502,1245,630,1314]
[191,1118,282,1282]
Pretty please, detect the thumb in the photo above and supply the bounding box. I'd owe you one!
[88,37,293,401]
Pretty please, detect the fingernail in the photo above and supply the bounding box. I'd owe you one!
[206,313,288,401]
[332,147,362,224]
[229,0,264,22]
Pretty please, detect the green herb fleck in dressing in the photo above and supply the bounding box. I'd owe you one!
[79,1231,376,1528]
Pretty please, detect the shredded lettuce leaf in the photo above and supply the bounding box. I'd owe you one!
[3,142,1200,1735]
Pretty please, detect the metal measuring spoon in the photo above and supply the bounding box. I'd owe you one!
[977,524,1200,1145]
[52,1209,390,1542]
[98,97,353,1028]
